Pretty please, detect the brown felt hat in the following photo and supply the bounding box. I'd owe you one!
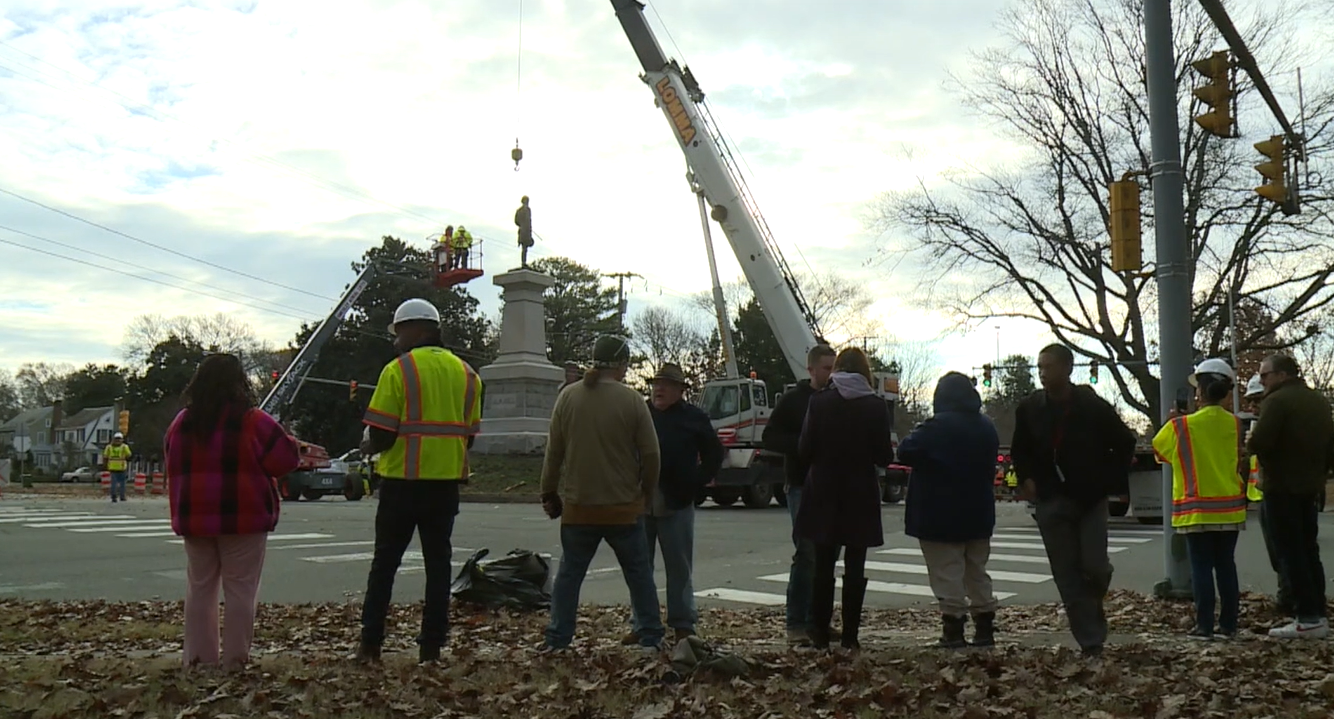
[650,363,690,387]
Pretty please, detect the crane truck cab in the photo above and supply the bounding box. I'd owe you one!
[696,374,780,508]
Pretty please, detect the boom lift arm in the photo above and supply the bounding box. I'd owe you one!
[611,0,825,380]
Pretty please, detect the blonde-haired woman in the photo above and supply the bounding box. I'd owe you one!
[795,347,895,649]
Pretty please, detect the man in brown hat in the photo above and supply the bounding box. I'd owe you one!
[624,362,724,645]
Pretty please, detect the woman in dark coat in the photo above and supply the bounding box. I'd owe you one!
[897,372,1000,648]
[795,347,894,649]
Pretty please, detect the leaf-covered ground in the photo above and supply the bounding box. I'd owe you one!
[3,590,1333,718]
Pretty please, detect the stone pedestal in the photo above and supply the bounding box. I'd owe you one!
[472,269,563,455]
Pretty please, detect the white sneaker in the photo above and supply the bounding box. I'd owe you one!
[1268,618,1329,639]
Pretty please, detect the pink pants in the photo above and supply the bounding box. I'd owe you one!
[182,532,268,668]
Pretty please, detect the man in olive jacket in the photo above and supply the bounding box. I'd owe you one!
[1248,354,1334,639]
[762,344,836,644]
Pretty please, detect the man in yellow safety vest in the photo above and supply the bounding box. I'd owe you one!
[102,432,132,503]
[355,298,483,664]
[1153,358,1248,640]
[450,226,473,270]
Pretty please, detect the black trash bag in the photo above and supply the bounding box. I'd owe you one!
[449,548,552,611]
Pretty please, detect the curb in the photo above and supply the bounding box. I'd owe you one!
[460,493,540,504]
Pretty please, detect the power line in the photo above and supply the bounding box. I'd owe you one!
[0,223,324,317]
[0,185,335,301]
[0,234,313,321]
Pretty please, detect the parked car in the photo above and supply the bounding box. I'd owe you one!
[60,466,96,483]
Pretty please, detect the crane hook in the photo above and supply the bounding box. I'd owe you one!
[512,140,523,171]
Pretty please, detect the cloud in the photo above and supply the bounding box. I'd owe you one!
[0,0,1054,381]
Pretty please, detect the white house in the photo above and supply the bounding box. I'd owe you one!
[54,406,116,467]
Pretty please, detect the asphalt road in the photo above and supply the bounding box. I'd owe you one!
[0,494,1326,610]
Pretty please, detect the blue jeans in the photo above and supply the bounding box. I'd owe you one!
[110,471,128,501]
[545,519,664,649]
[635,505,696,632]
[1184,531,1240,634]
[785,485,816,631]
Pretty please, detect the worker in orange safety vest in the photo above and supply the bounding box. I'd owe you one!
[1152,358,1247,641]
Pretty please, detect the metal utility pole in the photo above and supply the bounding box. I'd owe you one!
[1145,0,1194,599]
[694,183,740,378]
[1228,286,1240,411]
[605,271,641,332]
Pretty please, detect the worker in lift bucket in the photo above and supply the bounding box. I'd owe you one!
[450,226,473,270]
[431,226,454,274]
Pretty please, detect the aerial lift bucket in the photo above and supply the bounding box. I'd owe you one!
[431,237,485,289]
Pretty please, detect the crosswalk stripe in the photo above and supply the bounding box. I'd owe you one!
[1002,526,1161,536]
[27,518,171,528]
[850,560,1050,584]
[0,508,62,514]
[116,531,178,538]
[69,524,173,533]
[991,532,1152,544]
[164,532,336,545]
[877,548,1052,565]
[990,540,1127,553]
[0,513,103,523]
[305,550,423,563]
[268,541,375,551]
[696,588,788,606]
[755,574,1017,600]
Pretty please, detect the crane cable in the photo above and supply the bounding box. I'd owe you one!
[511,0,524,171]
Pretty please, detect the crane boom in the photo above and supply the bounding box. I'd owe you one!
[260,262,380,422]
[611,0,823,380]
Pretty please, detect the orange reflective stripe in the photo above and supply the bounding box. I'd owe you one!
[399,422,472,436]
[1173,417,1199,497]
[364,408,399,431]
[400,353,423,422]
[405,435,422,478]
[1173,495,1249,513]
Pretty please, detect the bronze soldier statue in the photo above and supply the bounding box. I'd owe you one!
[515,195,533,268]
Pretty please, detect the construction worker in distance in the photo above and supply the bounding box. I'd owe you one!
[103,432,132,503]
[450,225,473,270]
[356,297,483,664]
[1152,357,1248,641]
[1004,463,1019,500]
[432,226,454,275]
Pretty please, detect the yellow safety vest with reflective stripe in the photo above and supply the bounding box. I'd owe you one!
[1246,456,1264,502]
[451,230,472,249]
[363,346,482,481]
[1151,405,1247,528]
[103,443,131,472]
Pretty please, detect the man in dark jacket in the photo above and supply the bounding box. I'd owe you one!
[1248,354,1333,639]
[762,344,836,644]
[625,363,724,645]
[898,372,1000,648]
[1011,344,1135,657]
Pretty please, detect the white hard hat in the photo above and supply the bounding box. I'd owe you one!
[113,432,124,439]
[388,298,440,334]
[1244,373,1265,398]
[1188,357,1235,387]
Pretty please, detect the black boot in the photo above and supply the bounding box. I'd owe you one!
[355,640,381,664]
[809,572,836,649]
[971,612,996,647]
[418,644,442,664]
[938,615,967,649]
[840,577,868,650]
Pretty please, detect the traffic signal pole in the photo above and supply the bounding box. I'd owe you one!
[1145,0,1193,599]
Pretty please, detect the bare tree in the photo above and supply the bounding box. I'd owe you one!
[121,313,273,374]
[868,0,1334,426]
[688,271,886,342]
[14,362,74,409]
[632,306,706,368]
[882,339,942,428]
[1293,309,1334,394]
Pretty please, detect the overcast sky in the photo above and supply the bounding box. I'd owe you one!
[1,0,1294,391]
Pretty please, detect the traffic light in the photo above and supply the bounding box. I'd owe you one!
[270,370,280,383]
[1254,134,1289,206]
[1089,360,1100,385]
[118,410,130,434]
[349,380,358,401]
[982,364,993,388]
[1109,178,1142,272]
[1190,51,1235,138]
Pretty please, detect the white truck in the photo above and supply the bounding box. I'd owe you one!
[611,0,901,508]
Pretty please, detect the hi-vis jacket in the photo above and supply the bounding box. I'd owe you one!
[363,346,482,481]
[103,443,131,472]
[1152,405,1248,528]
[1246,456,1264,502]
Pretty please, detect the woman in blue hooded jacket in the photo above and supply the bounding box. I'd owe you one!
[897,371,1001,649]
